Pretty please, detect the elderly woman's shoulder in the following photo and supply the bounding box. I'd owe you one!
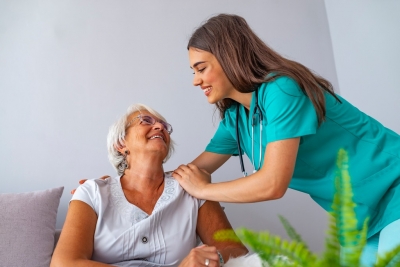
[164,172,186,192]
[164,171,174,178]
[164,172,179,185]
[79,176,118,191]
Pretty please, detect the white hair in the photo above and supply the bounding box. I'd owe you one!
[107,103,175,175]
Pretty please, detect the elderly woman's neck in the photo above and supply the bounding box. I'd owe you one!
[121,159,165,192]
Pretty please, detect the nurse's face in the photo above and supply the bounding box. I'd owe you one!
[189,47,236,104]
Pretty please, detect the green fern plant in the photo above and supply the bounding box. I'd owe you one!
[215,149,400,267]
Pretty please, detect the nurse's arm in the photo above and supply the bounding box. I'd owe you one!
[191,151,231,175]
[198,137,299,203]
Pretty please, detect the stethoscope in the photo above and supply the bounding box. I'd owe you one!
[236,89,263,177]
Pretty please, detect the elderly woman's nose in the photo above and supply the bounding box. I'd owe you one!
[153,121,165,130]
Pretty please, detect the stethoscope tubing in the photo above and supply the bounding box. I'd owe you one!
[236,105,247,177]
[236,90,263,177]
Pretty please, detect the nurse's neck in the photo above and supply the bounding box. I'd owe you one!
[231,91,253,111]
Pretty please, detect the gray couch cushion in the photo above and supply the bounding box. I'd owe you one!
[0,186,64,267]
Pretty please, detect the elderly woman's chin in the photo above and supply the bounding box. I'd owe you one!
[148,141,168,154]
[149,147,168,161]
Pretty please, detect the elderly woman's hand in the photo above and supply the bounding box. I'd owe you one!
[179,245,220,267]
[172,164,211,199]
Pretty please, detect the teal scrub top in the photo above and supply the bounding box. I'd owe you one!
[205,76,400,237]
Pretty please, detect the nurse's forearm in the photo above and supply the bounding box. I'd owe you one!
[191,151,231,175]
[200,171,289,203]
[196,139,298,202]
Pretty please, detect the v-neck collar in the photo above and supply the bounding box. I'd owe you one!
[110,173,178,223]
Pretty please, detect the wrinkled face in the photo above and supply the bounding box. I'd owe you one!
[189,47,235,104]
[123,110,171,159]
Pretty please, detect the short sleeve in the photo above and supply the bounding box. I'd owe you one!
[198,198,206,208]
[205,115,240,155]
[263,77,318,143]
[70,179,98,214]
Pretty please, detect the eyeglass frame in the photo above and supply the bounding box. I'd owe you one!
[126,114,173,134]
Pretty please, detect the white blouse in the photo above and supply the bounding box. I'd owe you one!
[71,172,205,267]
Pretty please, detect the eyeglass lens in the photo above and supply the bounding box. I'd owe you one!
[140,115,173,134]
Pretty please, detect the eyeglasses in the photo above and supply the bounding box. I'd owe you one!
[127,114,173,134]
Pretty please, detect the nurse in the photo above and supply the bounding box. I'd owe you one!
[171,13,400,265]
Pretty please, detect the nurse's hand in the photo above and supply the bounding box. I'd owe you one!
[70,175,110,194]
[179,244,220,267]
[173,163,211,199]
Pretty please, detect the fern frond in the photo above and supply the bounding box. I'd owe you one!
[334,149,357,242]
[320,212,341,266]
[374,244,400,267]
[333,149,367,266]
[214,228,318,267]
[214,149,400,267]
[279,215,308,250]
[235,228,318,267]
[357,217,370,261]
[214,229,241,242]
[214,229,273,266]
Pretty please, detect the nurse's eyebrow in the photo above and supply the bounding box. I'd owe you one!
[191,61,205,69]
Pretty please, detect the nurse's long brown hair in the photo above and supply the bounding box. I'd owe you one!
[187,13,340,125]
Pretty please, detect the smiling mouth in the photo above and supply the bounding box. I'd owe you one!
[203,87,212,96]
[149,135,164,141]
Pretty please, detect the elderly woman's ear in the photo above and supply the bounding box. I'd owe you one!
[114,143,126,154]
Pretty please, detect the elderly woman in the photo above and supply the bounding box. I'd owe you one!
[51,103,248,267]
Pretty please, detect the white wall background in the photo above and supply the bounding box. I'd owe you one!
[3,0,397,254]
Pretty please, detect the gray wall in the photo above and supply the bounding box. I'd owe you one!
[325,0,400,134]
[1,0,338,252]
